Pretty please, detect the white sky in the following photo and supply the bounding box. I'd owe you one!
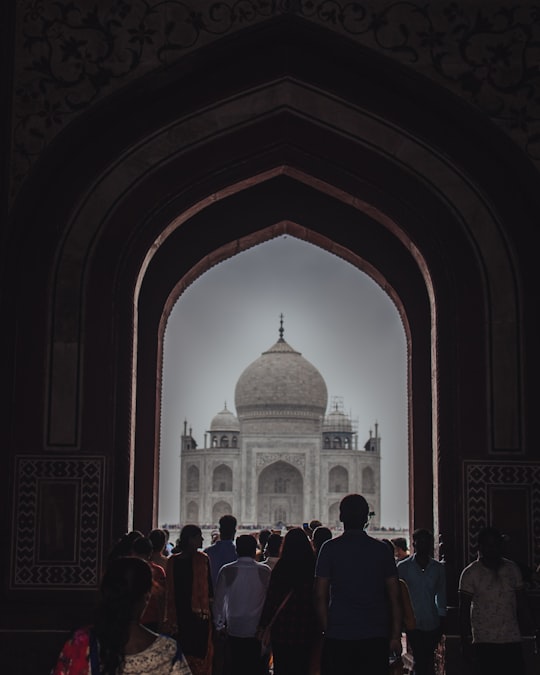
[159,235,408,527]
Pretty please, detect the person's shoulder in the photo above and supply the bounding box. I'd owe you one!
[459,559,479,579]
[221,557,239,570]
[501,557,524,578]
[154,634,178,652]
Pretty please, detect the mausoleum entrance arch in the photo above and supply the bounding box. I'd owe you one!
[257,461,304,528]
[22,23,525,588]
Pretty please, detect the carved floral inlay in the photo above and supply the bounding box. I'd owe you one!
[10,1,540,201]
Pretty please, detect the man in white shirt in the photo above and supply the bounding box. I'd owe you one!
[213,534,271,675]
[459,526,532,675]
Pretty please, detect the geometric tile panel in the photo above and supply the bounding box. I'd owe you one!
[11,456,105,589]
[463,461,540,568]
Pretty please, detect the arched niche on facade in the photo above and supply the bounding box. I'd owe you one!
[7,19,531,582]
[186,465,200,493]
[328,466,349,494]
[212,465,233,493]
[258,461,304,527]
[212,501,232,525]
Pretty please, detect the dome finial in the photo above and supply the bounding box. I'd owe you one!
[278,313,285,342]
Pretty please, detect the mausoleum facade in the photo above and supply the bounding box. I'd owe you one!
[180,326,381,528]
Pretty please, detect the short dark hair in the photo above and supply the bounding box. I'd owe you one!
[265,533,283,557]
[339,494,370,528]
[391,537,408,551]
[313,526,332,552]
[132,536,153,558]
[218,514,237,539]
[412,528,433,543]
[236,534,257,557]
[148,528,167,552]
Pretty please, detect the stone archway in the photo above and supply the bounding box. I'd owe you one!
[257,461,304,527]
[10,20,529,591]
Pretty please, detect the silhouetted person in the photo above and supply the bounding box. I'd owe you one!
[132,536,166,632]
[148,528,170,568]
[312,526,332,558]
[314,494,402,675]
[204,514,238,675]
[263,533,283,570]
[52,557,191,674]
[213,534,271,675]
[204,514,238,588]
[392,537,410,562]
[397,529,446,675]
[164,524,213,675]
[258,527,319,675]
[459,526,533,675]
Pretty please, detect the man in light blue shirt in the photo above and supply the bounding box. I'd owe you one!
[204,514,238,588]
[397,528,446,675]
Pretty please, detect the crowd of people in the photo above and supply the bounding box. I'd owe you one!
[50,494,534,675]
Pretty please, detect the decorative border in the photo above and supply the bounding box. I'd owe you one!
[11,456,105,589]
[10,1,540,200]
[463,461,540,565]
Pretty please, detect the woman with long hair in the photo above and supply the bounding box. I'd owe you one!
[51,556,191,674]
[257,527,320,675]
[163,525,213,675]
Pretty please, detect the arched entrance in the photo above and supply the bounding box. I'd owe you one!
[10,21,528,602]
[258,461,304,527]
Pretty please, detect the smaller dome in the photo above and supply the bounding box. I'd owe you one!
[210,405,240,432]
[323,408,353,433]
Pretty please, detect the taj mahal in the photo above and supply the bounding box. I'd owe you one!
[180,319,381,529]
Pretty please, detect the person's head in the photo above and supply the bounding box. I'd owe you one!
[218,514,237,540]
[236,533,257,558]
[95,557,153,674]
[131,536,153,561]
[148,528,167,554]
[391,536,409,560]
[107,529,144,562]
[178,524,203,554]
[258,529,271,549]
[264,533,283,558]
[309,519,322,531]
[280,527,315,565]
[100,556,152,615]
[339,493,370,530]
[312,526,332,553]
[412,529,433,557]
[477,526,504,563]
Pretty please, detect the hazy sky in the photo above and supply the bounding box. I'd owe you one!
[159,235,408,527]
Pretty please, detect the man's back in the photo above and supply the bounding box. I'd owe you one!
[315,529,397,639]
[204,538,237,589]
[214,557,271,637]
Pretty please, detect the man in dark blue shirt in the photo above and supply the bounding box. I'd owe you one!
[314,494,402,675]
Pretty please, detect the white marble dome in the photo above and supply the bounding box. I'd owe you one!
[210,405,240,431]
[323,408,353,432]
[234,337,328,420]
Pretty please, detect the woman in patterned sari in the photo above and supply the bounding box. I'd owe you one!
[163,525,214,675]
[51,556,191,674]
